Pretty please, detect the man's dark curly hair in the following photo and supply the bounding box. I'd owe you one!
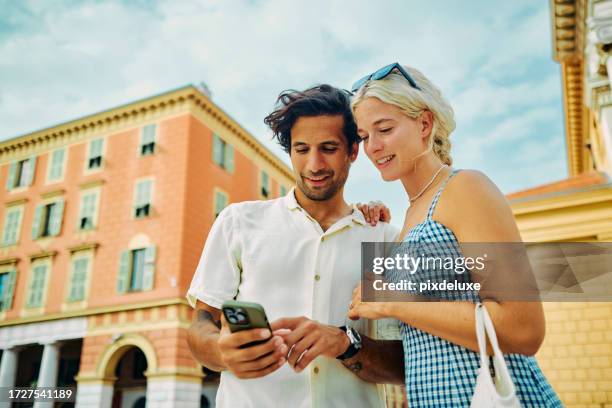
[264,84,360,154]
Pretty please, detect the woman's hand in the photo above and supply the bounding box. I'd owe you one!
[356,201,391,226]
[348,283,389,320]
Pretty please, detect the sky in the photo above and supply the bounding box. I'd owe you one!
[0,0,566,224]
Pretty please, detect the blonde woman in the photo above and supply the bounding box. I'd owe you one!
[348,63,562,407]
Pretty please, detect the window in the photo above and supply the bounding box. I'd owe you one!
[87,138,104,170]
[78,191,98,230]
[32,199,65,239]
[0,270,16,311]
[212,134,234,172]
[2,207,23,246]
[280,185,287,197]
[6,157,36,190]
[141,124,156,156]
[48,148,66,181]
[134,180,152,218]
[214,190,228,218]
[67,257,89,302]
[117,246,157,293]
[26,264,48,308]
[130,249,145,291]
[261,171,270,198]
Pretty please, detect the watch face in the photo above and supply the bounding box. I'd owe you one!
[348,327,362,349]
[337,326,362,360]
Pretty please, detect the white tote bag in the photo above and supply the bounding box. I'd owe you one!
[470,303,522,408]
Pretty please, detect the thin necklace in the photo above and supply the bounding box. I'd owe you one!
[409,164,447,203]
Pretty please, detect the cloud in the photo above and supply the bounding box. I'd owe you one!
[451,75,561,125]
[0,0,566,224]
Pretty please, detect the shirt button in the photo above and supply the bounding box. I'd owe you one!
[315,274,320,281]
[313,366,319,374]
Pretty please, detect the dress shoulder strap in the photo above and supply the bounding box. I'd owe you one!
[426,168,460,220]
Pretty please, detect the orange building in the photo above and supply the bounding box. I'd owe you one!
[0,85,294,407]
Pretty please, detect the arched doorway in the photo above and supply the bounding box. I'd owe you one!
[94,333,157,408]
[111,347,147,408]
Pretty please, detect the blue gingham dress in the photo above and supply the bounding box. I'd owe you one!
[387,169,562,407]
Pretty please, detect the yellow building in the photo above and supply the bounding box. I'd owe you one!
[387,3,612,407]
[502,1,612,406]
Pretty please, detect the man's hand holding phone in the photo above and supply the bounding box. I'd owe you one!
[218,316,287,379]
[219,300,287,379]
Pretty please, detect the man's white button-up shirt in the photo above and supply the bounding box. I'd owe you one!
[187,189,399,408]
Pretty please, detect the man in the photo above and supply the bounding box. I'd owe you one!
[186,84,403,407]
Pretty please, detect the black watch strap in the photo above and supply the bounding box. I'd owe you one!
[336,325,362,360]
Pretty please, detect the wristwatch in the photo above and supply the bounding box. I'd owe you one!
[336,325,362,360]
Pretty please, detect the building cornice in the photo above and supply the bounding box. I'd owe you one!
[552,0,586,63]
[0,86,195,156]
[562,61,589,175]
[511,183,612,214]
[0,85,293,181]
[552,0,589,175]
[511,184,612,242]
[29,250,58,261]
[0,257,19,266]
[67,242,100,253]
[0,297,190,327]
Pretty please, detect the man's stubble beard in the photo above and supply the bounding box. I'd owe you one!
[297,162,351,202]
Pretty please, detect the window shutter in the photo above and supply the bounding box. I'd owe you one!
[27,266,45,308]
[143,125,156,144]
[212,134,223,165]
[76,261,86,300]
[2,270,16,311]
[134,181,152,218]
[6,162,17,190]
[25,157,36,186]
[215,192,228,217]
[261,171,269,197]
[31,205,42,239]
[49,199,65,236]
[143,182,151,206]
[26,278,36,307]
[136,182,146,207]
[2,211,14,245]
[91,139,103,158]
[142,245,156,291]
[6,210,19,245]
[225,144,234,172]
[88,194,94,218]
[68,266,78,301]
[69,259,87,301]
[50,149,65,180]
[78,195,87,227]
[135,184,142,208]
[80,193,96,229]
[117,251,131,293]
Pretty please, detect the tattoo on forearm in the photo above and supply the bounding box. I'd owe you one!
[197,310,221,329]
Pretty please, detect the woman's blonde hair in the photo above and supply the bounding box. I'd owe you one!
[351,65,455,165]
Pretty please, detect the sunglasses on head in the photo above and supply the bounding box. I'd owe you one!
[351,62,421,93]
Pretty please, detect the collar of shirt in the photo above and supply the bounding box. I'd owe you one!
[284,187,367,231]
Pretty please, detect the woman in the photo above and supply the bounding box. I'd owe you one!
[348,63,562,407]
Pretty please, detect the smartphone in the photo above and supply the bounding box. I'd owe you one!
[221,300,271,346]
